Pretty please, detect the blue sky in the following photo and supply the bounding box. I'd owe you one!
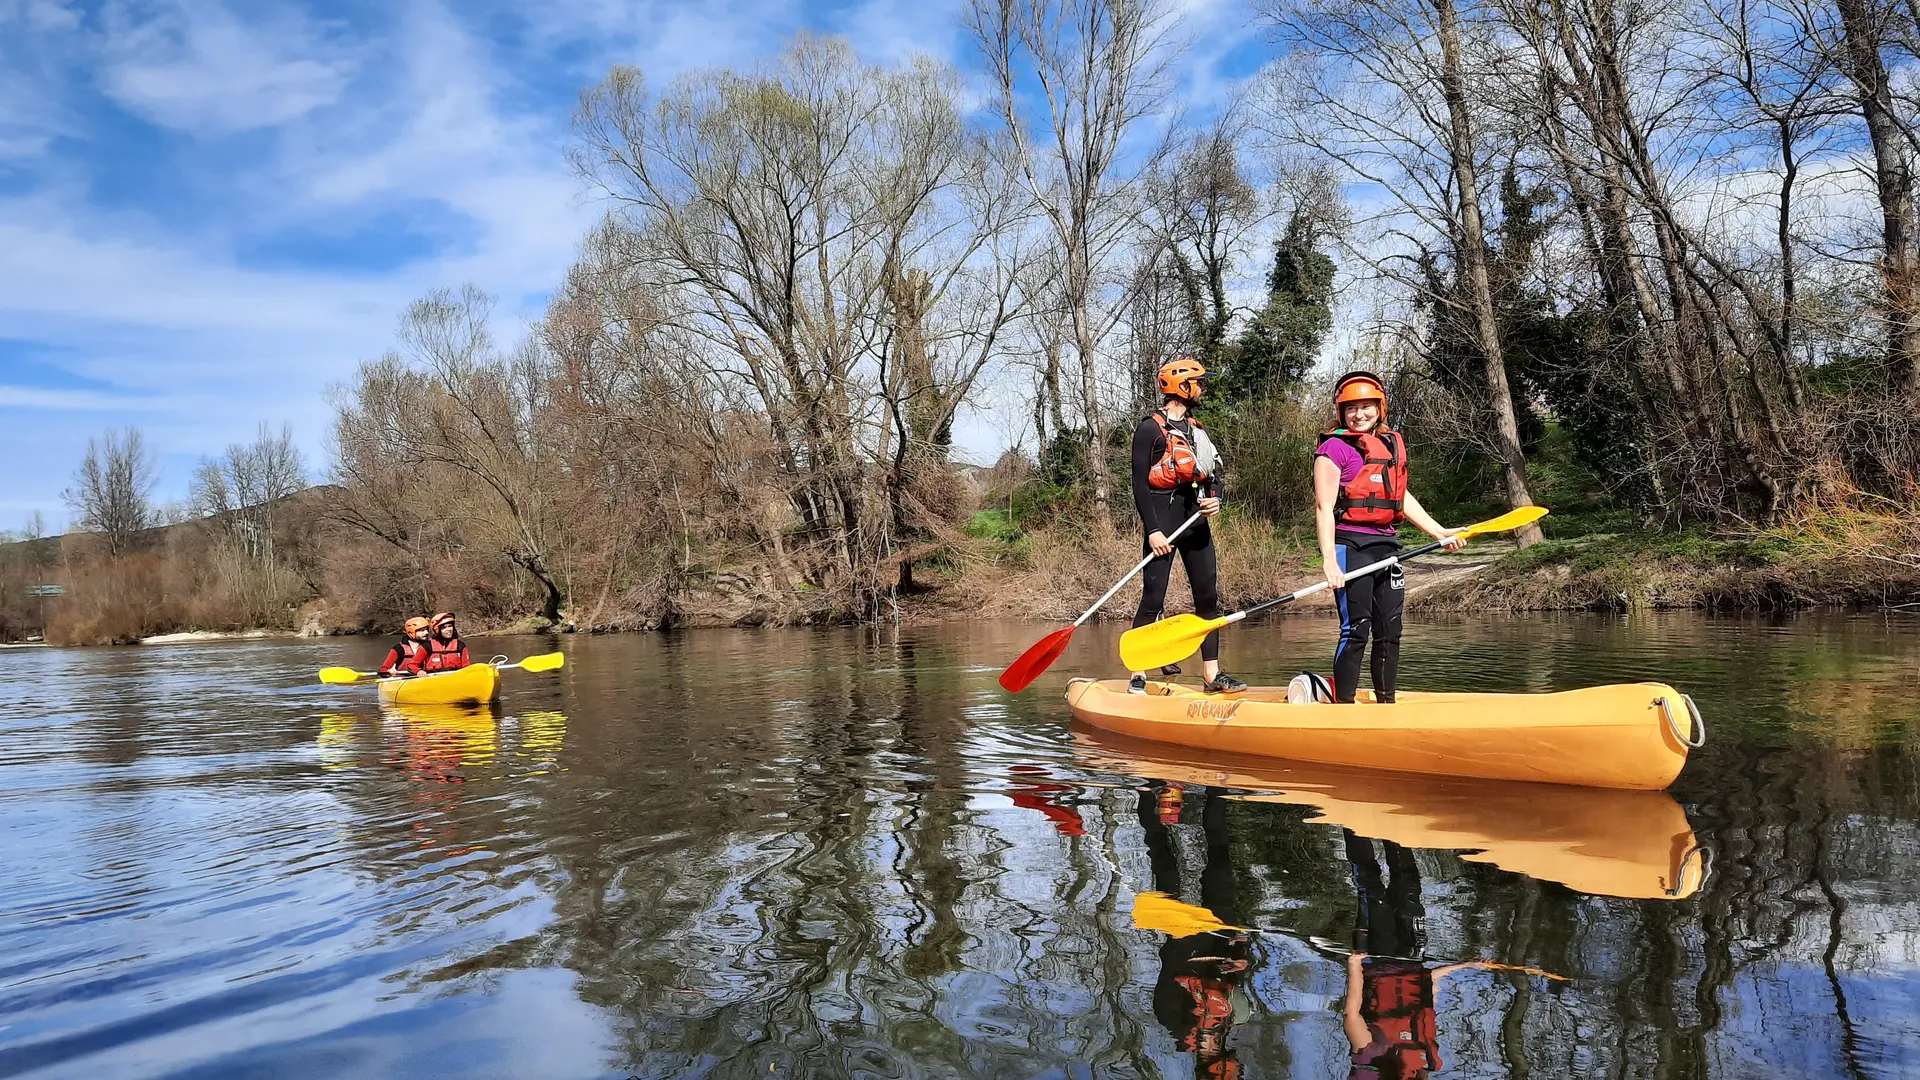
[0,0,1270,528]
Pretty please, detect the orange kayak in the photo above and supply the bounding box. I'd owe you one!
[1064,678,1700,790]
[1072,728,1705,899]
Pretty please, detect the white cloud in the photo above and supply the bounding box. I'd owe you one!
[0,0,1286,515]
[4,0,81,31]
[95,0,356,135]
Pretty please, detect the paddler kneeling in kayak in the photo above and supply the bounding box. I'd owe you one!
[420,612,471,672]
[378,617,433,678]
[1129,356,1245,697]
[1314,372,1465,705]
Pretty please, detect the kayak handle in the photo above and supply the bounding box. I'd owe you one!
[1659,694,1707,749]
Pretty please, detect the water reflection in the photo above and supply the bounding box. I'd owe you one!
[1136,783,1253,1080]
[1117,763,1618,1080]
[1075,726,1706,900]
[1,620,1916,1078]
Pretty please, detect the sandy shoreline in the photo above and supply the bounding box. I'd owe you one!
[139,629,298,645]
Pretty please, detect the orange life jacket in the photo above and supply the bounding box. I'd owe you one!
[1363,965,1441,1075]
[420,637,470,673]
[1324,428,1408,528]
[1174,973,1236,1050]
[1148,411,1210,490]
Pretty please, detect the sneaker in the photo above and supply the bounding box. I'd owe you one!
[1161,663,1181,678]
[1128,673,1148,695]
[1203,672,1247,695]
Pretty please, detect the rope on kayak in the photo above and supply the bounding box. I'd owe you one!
[1669,840,1712,897]
[1659,694,1707,749]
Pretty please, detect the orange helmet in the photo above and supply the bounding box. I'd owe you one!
[431,612,457,631]
[1158,357,1208,401]
[1334,370,1388,412]
[403,617,432,636]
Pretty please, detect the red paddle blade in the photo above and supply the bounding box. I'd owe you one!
[998,626,1077,693]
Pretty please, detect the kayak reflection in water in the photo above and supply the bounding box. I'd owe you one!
[1339,829,1491,1080]
[1140,782,1251,1080]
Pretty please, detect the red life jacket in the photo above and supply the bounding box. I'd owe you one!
[1324,428,1408,528]
[1148,411,1210,490]
[381,640,426,676]
[1363,965,1441,1075]
[1174,974,1236,1050]
[420,637,470,673]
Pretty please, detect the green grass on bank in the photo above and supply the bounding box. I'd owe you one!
[1491,529,1792,577]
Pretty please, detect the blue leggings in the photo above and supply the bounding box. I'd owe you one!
[1334,534,1404,703]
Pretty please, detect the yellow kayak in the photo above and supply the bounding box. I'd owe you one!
[1072,728,1704,899]
[1065,678,1701,790]
[377,664,502,707]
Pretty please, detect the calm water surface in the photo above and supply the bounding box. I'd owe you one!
[2,615,1917,1079]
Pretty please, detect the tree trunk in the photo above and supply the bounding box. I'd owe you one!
[1432,0,1543,546]
[1834,0,1920,397]
[1069,248,1114,522]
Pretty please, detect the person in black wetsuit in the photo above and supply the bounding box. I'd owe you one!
[1130,356,1245,696]
[1141,782,1252,1080]
[1312,372,1465,704]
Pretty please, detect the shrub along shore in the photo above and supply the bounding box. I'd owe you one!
[924,509,1920,629]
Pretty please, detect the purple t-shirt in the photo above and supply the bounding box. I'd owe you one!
[1316,436,1399,537]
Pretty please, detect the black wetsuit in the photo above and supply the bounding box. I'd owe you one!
[1130,411,1222,664]
[1332,531,1405,703]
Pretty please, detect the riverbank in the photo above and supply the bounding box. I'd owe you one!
[16,511,1919,647]
[924,510,1920,622]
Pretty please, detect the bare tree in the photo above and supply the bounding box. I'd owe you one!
[192,422,307,569]
[971,0,1180,520]
[1263,0,1544,543]
[1142,113,1263,365]
[333,287,566,622]
[571,34,1028,612]
[64,427,158,557]
[1824,0,1920,396]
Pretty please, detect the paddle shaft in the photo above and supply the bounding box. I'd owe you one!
[1220,537,1451,626]
[1072,511,1206,628]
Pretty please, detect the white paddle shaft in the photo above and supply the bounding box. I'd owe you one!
[1072,511,1206,628]
[1220,552,1406,625]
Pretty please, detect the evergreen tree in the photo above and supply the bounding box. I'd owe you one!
[1218,213,1336,404]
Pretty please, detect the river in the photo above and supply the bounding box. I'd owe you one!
[1,614,1916,1078]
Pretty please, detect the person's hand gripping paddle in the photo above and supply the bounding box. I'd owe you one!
[998,511,1206,693]
[1118,506,1549,673]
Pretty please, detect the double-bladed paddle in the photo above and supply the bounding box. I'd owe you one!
[1118,506,1549,673]
[318,651,566,686]
[998,511,1207,693]
[1132,892,1569,980]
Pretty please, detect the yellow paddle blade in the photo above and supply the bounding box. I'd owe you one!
[318,667,375,685]
[1119,613,1226,674]
[1131,891,1247,937]
[510,652,565,673]
[1492,963,1572,982]
[1460,505,1549,537]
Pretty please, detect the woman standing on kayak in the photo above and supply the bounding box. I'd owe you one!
[1129,357,1245,696]
[1314,372,1465,705]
